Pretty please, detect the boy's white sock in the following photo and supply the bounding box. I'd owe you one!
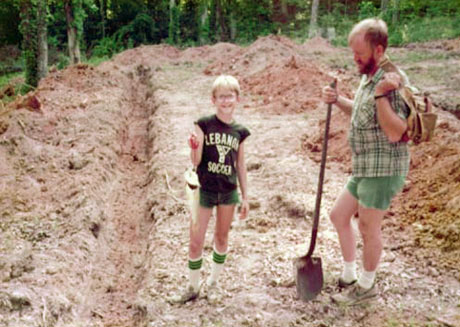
[358,269,376,290]
[341,260,357,283]
[207,247,227,285]
[188,257,202,291]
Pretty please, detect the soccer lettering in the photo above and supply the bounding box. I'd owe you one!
[205,132,239,151]
[208,162,232,175]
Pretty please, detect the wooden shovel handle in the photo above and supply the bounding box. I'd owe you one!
[305,79,337,258]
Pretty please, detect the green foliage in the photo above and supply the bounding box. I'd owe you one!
[0,2,21,45]
[358,1,378,20]
[233,0,274,43]
[114,13,156,48]
[125,13,157,45]
[398,16,460,44]
[56,52,70,70]
[2,0,460,65]
[90,13,157,58]
[91,36,119,58]
[179,0,199,44]
[168,4,180,44]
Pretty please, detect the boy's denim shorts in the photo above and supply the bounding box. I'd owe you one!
[346,175,406,211]
[199,188,240,208]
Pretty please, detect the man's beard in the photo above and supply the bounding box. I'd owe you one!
[358,56,377,75]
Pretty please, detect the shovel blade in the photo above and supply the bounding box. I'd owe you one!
[294,256,323,301]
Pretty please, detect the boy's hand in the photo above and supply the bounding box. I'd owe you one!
[239,199,249,220]
[188,132,199,149]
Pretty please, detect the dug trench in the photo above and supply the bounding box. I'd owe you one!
[0,57,160,325]
[0,37,459,327]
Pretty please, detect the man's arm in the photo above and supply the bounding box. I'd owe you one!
[375,72,408,143]
[322,85,353,116]
[375,96,407,142]
[334,95,354,116]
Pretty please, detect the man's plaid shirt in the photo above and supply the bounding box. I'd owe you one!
[348,68,410,177]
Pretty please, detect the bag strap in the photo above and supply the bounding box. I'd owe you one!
[378,56,414,111]
[379,55,399,74]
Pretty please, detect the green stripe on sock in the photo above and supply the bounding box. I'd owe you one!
[213,251,227,264]
[188,258,202,270]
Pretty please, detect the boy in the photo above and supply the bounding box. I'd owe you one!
[172,75,250,304]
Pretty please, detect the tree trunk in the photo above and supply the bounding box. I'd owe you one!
[168,0,177,44]
[99,0,106,38]
[64,0,81,64]
[216,0,229,42]
[309,0,319,38]
[381,0,389,13]
[37,0,48,79]
[230,13,236,41]
[19,0,39,89]
[209,0,217,42]
[199,1,208,45]
[392,0,399,24]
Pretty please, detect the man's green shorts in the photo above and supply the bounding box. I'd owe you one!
[346,176,406,211]
[199,188,240,208]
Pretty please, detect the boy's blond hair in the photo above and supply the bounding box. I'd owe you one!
[212,75,240,97]
[348,18,388,50]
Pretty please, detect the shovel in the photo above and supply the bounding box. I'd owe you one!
[294,79,336,301]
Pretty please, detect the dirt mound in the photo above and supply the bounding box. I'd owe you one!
[392,112,460,273]
[406,37,460,52]
[302,36,336,54]
[202,35,354,115]
[301,110,351,170]
[113,44,181,66]
[241,55,343,114]
[203,35,302,77]
[181,42,241,63]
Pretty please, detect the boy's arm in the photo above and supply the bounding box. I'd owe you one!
[236,141,249,220]
[189,124,204,167]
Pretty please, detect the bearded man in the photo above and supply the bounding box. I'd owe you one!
[322,18,410,305]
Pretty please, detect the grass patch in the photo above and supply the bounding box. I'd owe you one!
[391,50,453,65]
[0,72,22,90]
[85,55,111,67]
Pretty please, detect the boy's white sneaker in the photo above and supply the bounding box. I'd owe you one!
[168,283,201,304]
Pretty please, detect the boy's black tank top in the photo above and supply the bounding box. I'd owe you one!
[195,114,250,193]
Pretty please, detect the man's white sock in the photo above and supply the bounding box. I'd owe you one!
[341,260,357,283]
[358,269,376,290]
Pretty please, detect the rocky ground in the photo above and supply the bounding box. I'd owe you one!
[0,36,459,327]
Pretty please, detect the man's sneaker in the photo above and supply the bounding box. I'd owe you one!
[331,283,377,306]
[167,284,201,304]
[206,281,223,305]
[338,277,357,288]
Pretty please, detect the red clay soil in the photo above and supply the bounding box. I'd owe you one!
[392,114,460,273]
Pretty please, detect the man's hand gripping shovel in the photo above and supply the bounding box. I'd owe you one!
[294,79,336,301]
